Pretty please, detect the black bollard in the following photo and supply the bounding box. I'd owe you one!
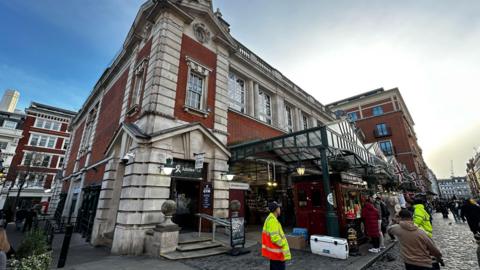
[57,224,73,268]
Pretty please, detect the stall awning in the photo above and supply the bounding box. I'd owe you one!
[229,120,384,170]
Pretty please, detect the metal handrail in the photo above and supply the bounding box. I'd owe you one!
[195,213,230,242]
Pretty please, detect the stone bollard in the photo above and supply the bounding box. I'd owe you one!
[145,200,180,256]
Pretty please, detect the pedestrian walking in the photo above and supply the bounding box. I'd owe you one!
[22,208,36,233]
[14,208,26,231]
[460,199,480,235]
[388,209,443,270]
[374,196,389,249]
[0,229,10,270]
[262,201,291,270]
[448,200,460,222]
[362,196,381,253]
[413,197,433,238]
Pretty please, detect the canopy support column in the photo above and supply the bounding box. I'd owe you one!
[320,126,340,237]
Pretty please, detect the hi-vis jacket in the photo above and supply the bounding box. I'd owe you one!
[413,204,433,238]
[262,213,291,261]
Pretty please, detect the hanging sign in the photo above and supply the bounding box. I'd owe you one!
[327,193,334,206]
[202,183,212,209]
[194,153,205,170]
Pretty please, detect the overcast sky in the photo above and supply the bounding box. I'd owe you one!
[0,0,479,178]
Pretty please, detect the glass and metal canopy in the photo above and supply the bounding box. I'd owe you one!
[230,120,387,174]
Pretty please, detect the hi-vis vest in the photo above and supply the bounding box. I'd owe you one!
[413,204,433,238]
[262,213,291,261]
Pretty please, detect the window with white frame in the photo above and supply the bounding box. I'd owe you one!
[63,139,70,150]
[23,152,52,167]
[258,90,272,124]
[3,120,17,129]
[228,72,246,113]
[285,105,294,133]
[379,140,394,156]
[0,141,7,150]
[21,173,46,188]
[186,71,205,110]
[58,157,65,168]
[301,112,309,130]
[34,118,61,131]
[185,58,211,113]
[29,134,57,149]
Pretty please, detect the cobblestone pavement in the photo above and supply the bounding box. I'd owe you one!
[368,212,480,270]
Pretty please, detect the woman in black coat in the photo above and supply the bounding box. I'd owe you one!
[461,199,480,235]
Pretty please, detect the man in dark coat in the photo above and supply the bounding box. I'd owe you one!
[461,199,480,235]
[362,197,380,253]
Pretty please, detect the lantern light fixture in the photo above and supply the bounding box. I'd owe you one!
[296,165,306,176]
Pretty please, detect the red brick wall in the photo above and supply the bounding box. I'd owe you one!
[126,38,152,123]
[62,179,70,193]
[174,34,216,129]
[84,163,106,186]
[227,111,284,145]
[65,121,85,176]
[90,69,129,164]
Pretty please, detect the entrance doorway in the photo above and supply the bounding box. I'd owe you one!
[172,179,200,231]
[294,181,327,235]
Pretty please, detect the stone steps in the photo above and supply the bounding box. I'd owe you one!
[178,236,211,245]
[162,246,230,260]
[176,241,222,252]
[161,238,229,260]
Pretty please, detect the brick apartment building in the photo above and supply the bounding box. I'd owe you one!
[55,0,338,255]
[328,88,431,191]
[4,102,75,209]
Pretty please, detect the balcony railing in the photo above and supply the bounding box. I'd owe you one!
[373,127,392,138]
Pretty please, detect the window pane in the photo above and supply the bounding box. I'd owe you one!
[52,122,60,131]
[30,135,39,146]
[35,119,44,128]
[47,137,55,148]
[3,120,17,129]
[0,142,7,149]
[24,153,33,166]
[187,72,203,109]
[44,121,52,130]
[39,136,47,147]
[42,155,51,167]
[63,140,70,150]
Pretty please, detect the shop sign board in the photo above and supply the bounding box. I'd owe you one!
[340,172,364,185]
[202,183,212,209]
[229,182,250,190]
[172,159,203,179]
[194,153,205,170]
[230,216,245,247]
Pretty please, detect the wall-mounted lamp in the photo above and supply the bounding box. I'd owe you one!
[160,158,174,176]
[222,173,235,181]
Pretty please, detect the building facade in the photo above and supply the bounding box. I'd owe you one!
[57,0,338,255]
[327,88,431,191]
[438,176,473,199]
[4,102,75,209]
[0,89,20,113]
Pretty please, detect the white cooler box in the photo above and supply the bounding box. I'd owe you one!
[310,235,349,260]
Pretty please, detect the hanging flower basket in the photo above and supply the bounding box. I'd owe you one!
[329,157,350,172]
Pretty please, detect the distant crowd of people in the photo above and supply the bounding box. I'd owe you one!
[362,193,480,270]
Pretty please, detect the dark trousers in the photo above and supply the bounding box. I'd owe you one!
[405,263,432,270]
[371,237,380,248]
[270,260,285,270]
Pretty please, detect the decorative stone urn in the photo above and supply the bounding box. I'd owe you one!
[145,200,180,256]
[158,199,178,229]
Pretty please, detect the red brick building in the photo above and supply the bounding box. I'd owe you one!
[328,88,431,190]
[5,102,75,208]
[56,0,335,254]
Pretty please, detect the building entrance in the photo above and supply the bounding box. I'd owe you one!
[172,179,200,231]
